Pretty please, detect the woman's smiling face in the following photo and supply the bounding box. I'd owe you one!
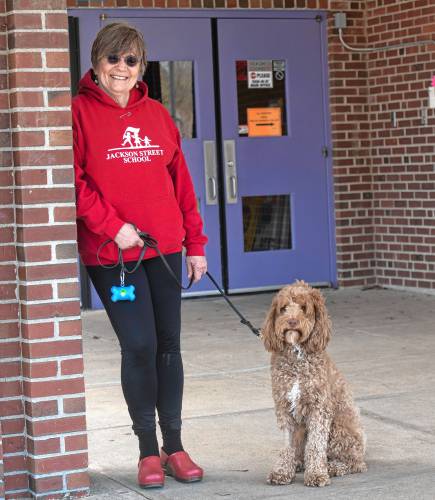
[95,51,140,104]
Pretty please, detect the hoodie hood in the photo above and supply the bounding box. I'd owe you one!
[78,69,149,110]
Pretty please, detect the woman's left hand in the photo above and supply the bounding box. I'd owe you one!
[186,256,207,283]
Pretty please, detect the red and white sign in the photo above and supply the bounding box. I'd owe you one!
[248,70,273,89]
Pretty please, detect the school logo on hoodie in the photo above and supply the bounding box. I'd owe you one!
[106,126,164,164]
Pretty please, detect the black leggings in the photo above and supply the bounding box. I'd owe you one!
[87,252,183,435]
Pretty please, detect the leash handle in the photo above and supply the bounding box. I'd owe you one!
[96,225,193,289]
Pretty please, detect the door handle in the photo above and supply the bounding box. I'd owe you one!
[208,177,217,200]
[224,140,238,204]
[203,141,218,205]
[230,176,237,198]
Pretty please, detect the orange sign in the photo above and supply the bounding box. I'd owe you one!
[247,107,282,137]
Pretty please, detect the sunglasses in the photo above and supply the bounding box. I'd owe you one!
[106,54,139,67]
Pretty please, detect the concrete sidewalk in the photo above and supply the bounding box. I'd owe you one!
[81,287,435,499]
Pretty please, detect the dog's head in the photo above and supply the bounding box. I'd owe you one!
[262,280,331,354]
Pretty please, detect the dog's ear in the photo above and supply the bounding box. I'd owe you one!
[305,288,331,354]
[262,294,284,352]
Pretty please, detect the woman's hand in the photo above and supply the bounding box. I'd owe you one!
[114,223,144,250]
[186,256,207,283]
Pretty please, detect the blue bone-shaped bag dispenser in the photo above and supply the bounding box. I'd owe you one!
[111,285,136,302]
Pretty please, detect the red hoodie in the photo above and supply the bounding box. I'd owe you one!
[72,70,207,265]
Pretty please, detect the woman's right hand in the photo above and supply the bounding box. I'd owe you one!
[114,223,144,250]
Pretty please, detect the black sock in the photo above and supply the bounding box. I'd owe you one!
[137,430,159,459]
[161,428,183,456]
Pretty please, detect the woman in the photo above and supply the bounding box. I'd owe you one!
[72,22,207,489]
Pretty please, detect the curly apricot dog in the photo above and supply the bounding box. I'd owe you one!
[262,281,366,487]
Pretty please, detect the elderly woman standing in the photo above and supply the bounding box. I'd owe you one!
[72,23,207,488]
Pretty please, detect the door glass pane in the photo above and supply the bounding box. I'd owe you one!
[242,195,292,252]
[236,60,287,137]
[144,61,196,138]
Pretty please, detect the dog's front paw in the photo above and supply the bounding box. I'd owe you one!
[352,461,367,474]
[304,471,330,487]
[267,469,294,485]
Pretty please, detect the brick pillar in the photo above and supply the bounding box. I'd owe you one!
[1,1,89,498]
[1,0,26,497]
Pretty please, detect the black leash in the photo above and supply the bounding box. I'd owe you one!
[97,230,261,338]
[205,271,261,337]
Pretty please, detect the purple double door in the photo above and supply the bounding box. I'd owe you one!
[70,9,336,303]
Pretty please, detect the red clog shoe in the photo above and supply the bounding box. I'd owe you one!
[160,449,203,483]
[138,455,164,488]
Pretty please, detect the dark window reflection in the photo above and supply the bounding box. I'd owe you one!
[236,60,287,137]
[242,195,291,252]
[144,61,196,139]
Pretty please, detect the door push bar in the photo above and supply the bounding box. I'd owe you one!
[224,139,238,204]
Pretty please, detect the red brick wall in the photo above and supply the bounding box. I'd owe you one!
[367,0,435,290]
[1,1,89,498]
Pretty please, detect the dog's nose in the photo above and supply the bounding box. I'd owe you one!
[287,319,298,328]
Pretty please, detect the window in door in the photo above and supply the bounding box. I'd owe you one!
[242,194,292,252]
[236,59,287,137]
[144,61,196,138]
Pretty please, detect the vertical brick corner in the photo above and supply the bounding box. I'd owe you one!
[0,0,25,497]
[2,1,89,498]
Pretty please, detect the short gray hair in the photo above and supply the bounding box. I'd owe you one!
[91,22,147,74]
